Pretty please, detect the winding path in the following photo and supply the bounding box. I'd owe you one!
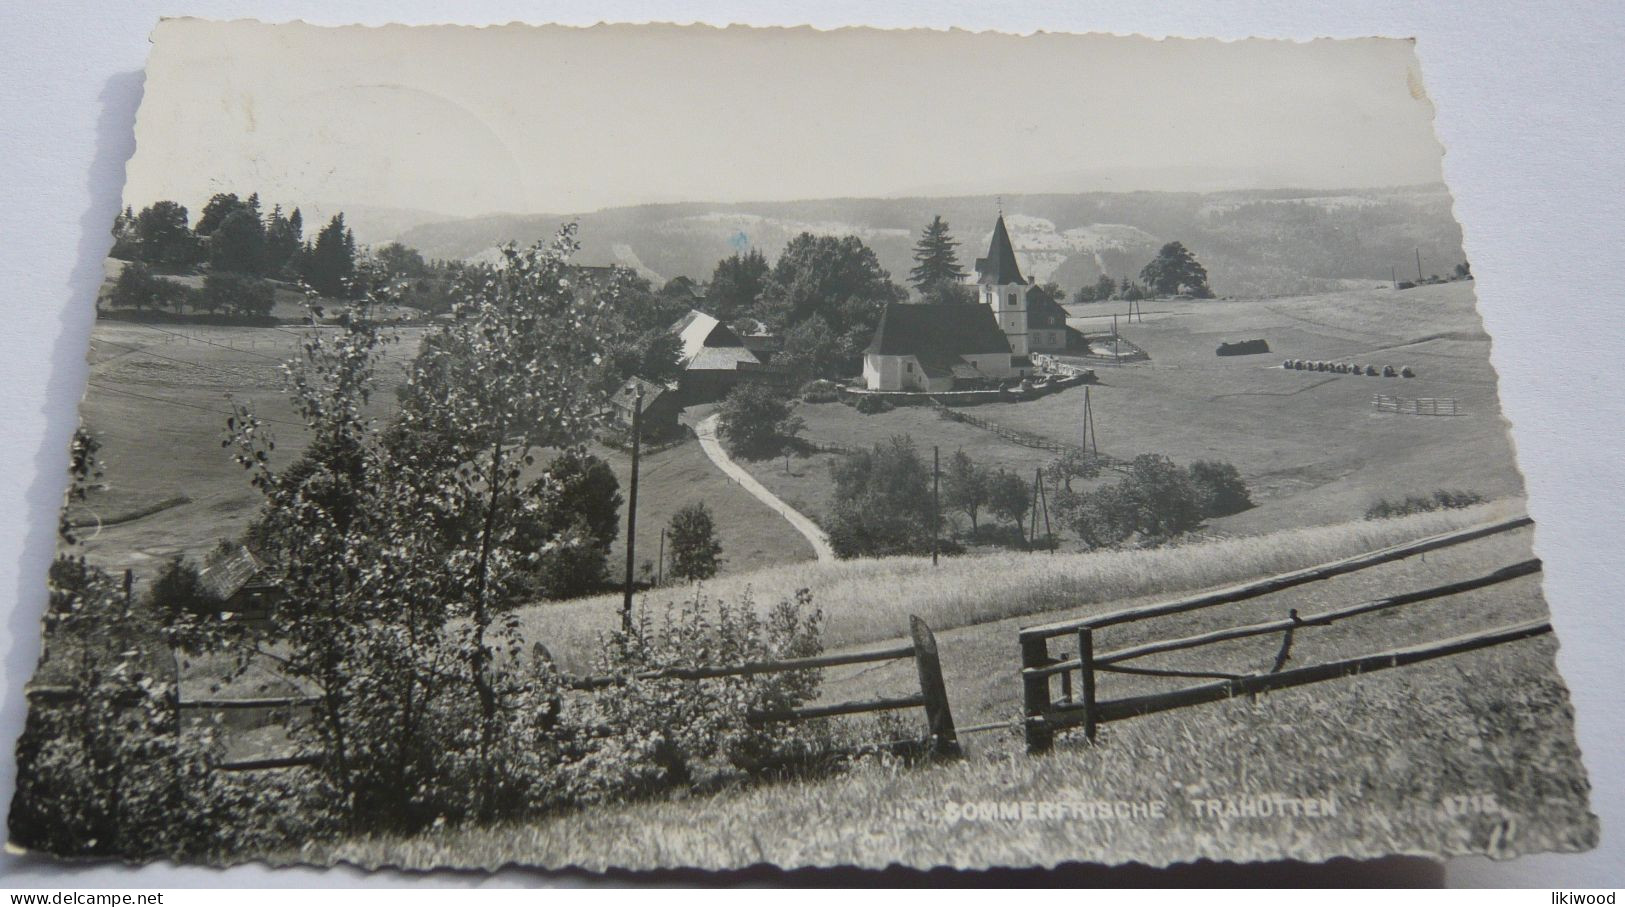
[693,413,837,563]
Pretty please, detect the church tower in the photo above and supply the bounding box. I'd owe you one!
[974,214,1031,359]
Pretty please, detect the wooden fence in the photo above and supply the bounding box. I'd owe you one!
[65,614,959,772]
[1015,515,1540,753]
[568,614,959,758]
[932,401,1092,458]
[1372,394,1461,416]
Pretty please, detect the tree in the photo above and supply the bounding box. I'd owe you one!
[194,192,248,237]
[1139,241,1211,297]
[109,262,163,311]
[1187,460,1252,518]
[209,208,266,275]
[826,435,935,558]
[708,248,769,323]
[1074,274,1118,303]
[263,206,304,278]
[302,213,357,297]
[942,449,989,534]
[144,555,220,620]
[776,314,845,384]
[758,233,906,355]
[1044,447,1101,492]
[375,242,429,280]
[919,279,977,306]
[203,272,277,319]
[109,205,140,260]
[717,382,804,460]
[1118,454,1204,541]
[987,469,1032,543]
[908,216,965,292]
[668,502,723,582]
[132,201,201,268]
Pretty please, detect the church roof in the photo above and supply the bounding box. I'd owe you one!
[974,215,1027,286]
[866,302,1013,361]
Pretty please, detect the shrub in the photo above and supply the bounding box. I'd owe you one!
[144,554,222,620]
[1188,460,1253,517]
[562,588,827,799]
[1365,489,1487,520]
[799,379,841,404]
[854,394,893,415]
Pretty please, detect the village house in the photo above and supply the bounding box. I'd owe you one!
[198,544,283,624]
[610,375,682,438]
[670,309,762,402]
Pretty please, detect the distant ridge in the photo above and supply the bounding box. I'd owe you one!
[392,184,1463,298]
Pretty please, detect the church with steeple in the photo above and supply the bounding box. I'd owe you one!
[862,213,1057,392]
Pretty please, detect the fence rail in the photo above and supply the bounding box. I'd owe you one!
[1372,394,1461,416]
[572,614,959,757]
[1017,515,1540,752]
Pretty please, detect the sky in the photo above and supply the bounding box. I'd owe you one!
[123,20,1447,222]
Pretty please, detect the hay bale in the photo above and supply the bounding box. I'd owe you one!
[1365,365,1379,376]
[1334,363,1348,374]
[1283,359,1293,370]
[1383,365,1398,377]
[1292,359,1305,370]
[1217,338,1270,356]
[1401,366,1416,378]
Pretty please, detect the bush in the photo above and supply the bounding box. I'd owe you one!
[853,394,893,415]
[1188,460,1253,518]
[1054,454,1209,549]
[1365,489,1487,520]
[562,588,827,799]
[799,379,841,403]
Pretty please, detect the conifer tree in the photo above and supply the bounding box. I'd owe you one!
[909,215,966,292]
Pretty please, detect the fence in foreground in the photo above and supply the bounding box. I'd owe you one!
[1015,515,1541,753]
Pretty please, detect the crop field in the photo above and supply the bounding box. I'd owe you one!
[746,281,1520,543]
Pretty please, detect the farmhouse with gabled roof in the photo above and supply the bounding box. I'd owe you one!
[670,309,762,402]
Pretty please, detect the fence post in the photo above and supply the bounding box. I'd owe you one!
[1077,627,1098,742]
[909,615,960,757]
[1020,634,1054,753]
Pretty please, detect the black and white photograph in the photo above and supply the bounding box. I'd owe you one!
[2,18,1605,876]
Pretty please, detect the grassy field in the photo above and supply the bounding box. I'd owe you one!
[512,500,1525,673]
[70,317,811,582]
[300,520,1594,871]
[746,281,1522,544]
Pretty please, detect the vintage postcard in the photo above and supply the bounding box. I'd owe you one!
[8,20,1596,872]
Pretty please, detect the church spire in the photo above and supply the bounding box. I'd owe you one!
[974,213,1025,286]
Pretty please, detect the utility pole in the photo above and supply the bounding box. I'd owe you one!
[1029,469,1041,549]
[1391,265,1398,289]
[1037,471,1053,553]
[621,390,643,632]
[932,446,941,566]
[1416,247,1424,283]
[1082,385,1098,456]
[656,527,665,586]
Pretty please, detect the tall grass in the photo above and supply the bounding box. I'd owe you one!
[301,635,1593,872]
[516,499,1526,672]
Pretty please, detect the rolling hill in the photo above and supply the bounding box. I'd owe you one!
[393,184,1466,298]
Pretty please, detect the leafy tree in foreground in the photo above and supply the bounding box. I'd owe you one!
[668,502,723,582]
[909,215,965,292]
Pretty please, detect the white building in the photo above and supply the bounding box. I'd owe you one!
[975,214,1034,365]
[862,302,1019,392]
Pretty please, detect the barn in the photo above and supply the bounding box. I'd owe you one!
[610,376,682,438]
[670,309,761,403]
[198,544,282,624]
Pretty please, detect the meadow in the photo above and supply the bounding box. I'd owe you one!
[746,281,1521,543]
[303,517,1592,870]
